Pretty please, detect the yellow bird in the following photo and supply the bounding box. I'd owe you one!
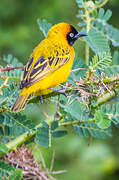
[11,22,86,112]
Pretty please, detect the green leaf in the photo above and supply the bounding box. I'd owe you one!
[0,143,9,154]
[89,52,112,71]
[101,103,119,125]
[0,97,8,106]
[37,19,52,37]
[35,127,49,147]
[42,121,49,129]
[0,112,35,139]
[69,55,87,82]
[51,121,58,130]
[73,122,112,139]
[84,27,110,54]
[52,130,67,138]
[9,169,22,180]
[98,8,104,19]
[113,51,119,65]
[62,100,81,120]
[94,110,111,129]
[103,9,112,21]
[61,99,89,122]
[76,0,83,8]
[95,9,119,47]
[104,65,119,76]
[0,161,19,178]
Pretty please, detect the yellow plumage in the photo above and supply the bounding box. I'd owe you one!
[11,22,86,112]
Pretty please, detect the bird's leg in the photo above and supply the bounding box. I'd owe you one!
[49,87,67,97]
[38,96,44,104]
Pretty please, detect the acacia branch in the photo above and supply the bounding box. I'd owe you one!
[0,119,89,157]
[0,86,119,157]
[1,67,119,157]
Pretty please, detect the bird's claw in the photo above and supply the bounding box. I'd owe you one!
[49,87,67,97]
[39,96,44,104]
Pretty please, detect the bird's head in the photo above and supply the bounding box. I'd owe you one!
[47,22,87,46]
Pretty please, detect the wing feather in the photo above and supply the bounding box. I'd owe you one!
[20,47,70,89]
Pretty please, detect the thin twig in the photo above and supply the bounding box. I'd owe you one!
[0,66,24,72]
[50,148,55,172]
[35,144,46,169]
[95,0,108,9]
[88,135,93,146]
[71,68,87,72]
[52,170,67,175]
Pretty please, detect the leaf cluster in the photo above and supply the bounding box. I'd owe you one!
[76,0,119,55]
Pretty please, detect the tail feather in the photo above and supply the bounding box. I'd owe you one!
[11,93,33,112]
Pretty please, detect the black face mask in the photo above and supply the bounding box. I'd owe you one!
[67,25,87,46]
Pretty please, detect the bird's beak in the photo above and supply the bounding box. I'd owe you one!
[75,32,87,39]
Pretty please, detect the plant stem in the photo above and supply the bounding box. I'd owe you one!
[59,119,94,126]
[97,90,117,105]
[85,9,90,65]
[0,131,36,157]
[0,118,93,157]
[6,131,36,151]
[0,66,24,72]
[95,0,108,9]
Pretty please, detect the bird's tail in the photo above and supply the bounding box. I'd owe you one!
[11,92,33,112]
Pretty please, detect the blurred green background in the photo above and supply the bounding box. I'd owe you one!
[0,0,119,179]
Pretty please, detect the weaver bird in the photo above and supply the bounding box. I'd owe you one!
[11,22,86,112]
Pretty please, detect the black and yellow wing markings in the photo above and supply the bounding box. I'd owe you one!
[20,49,70,89]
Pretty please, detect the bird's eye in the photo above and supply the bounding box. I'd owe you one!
[69,33,74,38]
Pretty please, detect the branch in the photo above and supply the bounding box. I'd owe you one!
[0,118,93,157]
[71,68,87,72]
[95,0,108,9]
[97,89,117,105]
[0,66,24,72]
[0,86,118,157]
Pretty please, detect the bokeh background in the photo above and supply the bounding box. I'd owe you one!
[0,0,119,179]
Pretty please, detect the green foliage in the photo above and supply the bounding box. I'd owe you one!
[37,19,52,37]
[101,103,119,125]
[0,143,9,154]
[89,52,112,71]
[68,56,87,84]
[94,110,111,129]
[73,123,112,139]
[84,27,110,54]
[104,65,119,76]
[0,112,35,139]
[2,54,23,82]
[35,120,67,147]
[94,8,119,47]
[52,130,67,137]
[76,0,119,58]
[0,161,22,179]
[35,127,49,147]
[113,51,119,65]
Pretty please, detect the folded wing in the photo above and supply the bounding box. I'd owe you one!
[20,51,70,89]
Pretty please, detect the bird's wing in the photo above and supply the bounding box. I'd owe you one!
[20,51,70,89]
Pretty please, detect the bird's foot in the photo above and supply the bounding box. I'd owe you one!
[49,87,67,97]
[38,96,44,104]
